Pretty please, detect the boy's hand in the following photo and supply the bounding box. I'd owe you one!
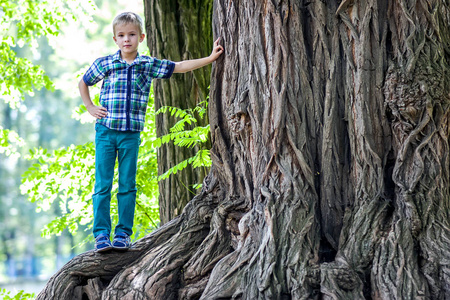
[209,38,224,62]
[173,38,224,73]
[87,104,108,119]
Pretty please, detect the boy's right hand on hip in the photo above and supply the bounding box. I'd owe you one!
[87,104,108,119]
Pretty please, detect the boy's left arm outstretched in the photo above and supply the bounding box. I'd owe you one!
[174,38,224,74]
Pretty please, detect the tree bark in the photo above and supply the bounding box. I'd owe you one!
[38,0,450,299]
[144,0,213,225]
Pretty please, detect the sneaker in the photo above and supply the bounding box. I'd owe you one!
[112,232,131,251]
[95,233,113,253]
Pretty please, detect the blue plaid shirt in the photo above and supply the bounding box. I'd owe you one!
[83,50,175,132]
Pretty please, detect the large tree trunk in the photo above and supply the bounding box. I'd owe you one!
[144,0,213,225]
[37,0,450,299]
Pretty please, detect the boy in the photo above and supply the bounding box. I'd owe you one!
[79,12,223,252]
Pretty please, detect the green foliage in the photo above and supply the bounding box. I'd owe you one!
[0,0,87,43]
[0,126,25,158]
[0,0,95,107]
[154,101,211,186]
[158,149,211,182]
[21,143,96,238]
[0,289,35,300]
[0,42,53,108]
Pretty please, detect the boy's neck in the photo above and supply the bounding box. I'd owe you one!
[120,51,138,64]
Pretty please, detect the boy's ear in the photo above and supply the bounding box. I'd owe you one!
[140,34,145,43]
[113,36,117,43]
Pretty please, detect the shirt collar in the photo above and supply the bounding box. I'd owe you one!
[112,50,143,65]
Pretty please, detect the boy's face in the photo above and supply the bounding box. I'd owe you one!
[113,23,145,57]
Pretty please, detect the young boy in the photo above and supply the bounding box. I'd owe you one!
[79,12,223,252]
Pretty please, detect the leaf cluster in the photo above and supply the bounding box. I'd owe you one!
[0,41,53,108]
[0,0,94,107]
[0,289,35,300]
[153,101,212,185]
[21,143,96,238]
[0,125,25,158]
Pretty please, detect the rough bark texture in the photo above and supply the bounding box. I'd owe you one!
[38,0,450,299]
[144,0,213,224]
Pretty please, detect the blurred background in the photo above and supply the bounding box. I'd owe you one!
[0,0,147,295]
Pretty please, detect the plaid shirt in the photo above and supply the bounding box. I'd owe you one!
[83,50,175,131]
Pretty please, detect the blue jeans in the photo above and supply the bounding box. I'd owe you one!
[92,123,140,238]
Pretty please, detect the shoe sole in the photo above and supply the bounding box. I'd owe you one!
[113,246,130,251]
[95,245,114,253]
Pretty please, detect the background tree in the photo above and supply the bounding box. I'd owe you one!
[36,0,450,299]
[144,0,214,224]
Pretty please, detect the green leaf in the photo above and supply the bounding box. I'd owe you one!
[0,288,35,300]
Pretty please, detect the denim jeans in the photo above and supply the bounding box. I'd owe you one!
[92,123,140,238]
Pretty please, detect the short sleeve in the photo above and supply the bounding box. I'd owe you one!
[150,58,175,79]
[83,58,106,86]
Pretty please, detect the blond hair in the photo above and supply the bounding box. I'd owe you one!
[112,12,144,35]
